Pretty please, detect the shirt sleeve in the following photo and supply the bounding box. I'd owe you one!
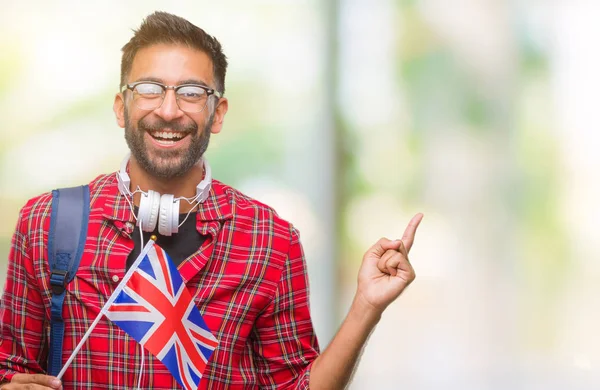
[251,226,320,389]
[0,208,48,382]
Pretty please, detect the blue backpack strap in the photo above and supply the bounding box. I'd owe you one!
[47,185,90,376]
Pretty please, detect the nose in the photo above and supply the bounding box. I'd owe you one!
[155,89,184,122]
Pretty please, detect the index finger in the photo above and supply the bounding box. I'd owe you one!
[11,373,61,388]
[401,213,423,253]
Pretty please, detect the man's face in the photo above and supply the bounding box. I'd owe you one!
[116,44,221,179]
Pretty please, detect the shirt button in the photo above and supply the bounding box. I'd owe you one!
[125,222,135,230]
[112,275,120,283]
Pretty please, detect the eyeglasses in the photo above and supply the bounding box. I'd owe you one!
[122,81,220,113]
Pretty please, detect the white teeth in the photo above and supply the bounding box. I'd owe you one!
[151,131,185,140]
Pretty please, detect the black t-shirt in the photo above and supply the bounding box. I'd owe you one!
[126,210,207,270]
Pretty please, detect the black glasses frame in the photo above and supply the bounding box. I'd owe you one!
[121,81,221,113]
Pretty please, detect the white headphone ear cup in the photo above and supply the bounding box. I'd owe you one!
[139,190,161,232]
[171,198,180,235]
[158,194,177,236]
[138,192,151,229]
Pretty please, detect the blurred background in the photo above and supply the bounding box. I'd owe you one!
[2,0,600,388]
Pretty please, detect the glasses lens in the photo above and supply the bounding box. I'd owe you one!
[176,86,209,113]
[133,83,164,110]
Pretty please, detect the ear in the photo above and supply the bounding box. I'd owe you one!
[113,93,126,128]
[210,97,228,134]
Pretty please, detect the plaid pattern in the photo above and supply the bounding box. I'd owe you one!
[0,173,319,389]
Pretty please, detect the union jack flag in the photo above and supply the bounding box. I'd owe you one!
[103,241,218,390]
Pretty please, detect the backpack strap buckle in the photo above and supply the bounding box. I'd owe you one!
[50,270,69,295]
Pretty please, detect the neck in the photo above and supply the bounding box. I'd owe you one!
[128,157,205,213]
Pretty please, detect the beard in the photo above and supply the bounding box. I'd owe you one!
[124,105,213,179]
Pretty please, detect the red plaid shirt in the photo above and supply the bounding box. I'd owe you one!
[0,173,319,389]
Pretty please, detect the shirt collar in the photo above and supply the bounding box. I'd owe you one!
[101,172,233,224]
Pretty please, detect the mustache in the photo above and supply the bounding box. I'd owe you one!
[138,118,198,134]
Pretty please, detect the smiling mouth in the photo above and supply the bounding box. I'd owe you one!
[149,130,188,145]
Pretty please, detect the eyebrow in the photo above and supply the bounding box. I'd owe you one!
[179,79,211,88]
[133,77,211,88]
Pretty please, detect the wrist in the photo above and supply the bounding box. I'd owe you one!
[348,293,383,327]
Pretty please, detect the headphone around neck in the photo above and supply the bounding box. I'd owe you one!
[116,153,212,236]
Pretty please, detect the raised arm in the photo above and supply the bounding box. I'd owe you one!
[309,213,424,389]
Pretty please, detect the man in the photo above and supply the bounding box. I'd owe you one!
[0,11,422,390]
